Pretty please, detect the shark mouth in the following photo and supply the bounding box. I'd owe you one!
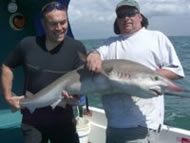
[150,89,162,95]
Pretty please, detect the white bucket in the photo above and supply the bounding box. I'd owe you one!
[76,117,91,143]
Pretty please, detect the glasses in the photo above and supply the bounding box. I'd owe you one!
[41,1,66,13]
[117,10,139,19]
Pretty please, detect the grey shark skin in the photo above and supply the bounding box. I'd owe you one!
[20,59,182,113]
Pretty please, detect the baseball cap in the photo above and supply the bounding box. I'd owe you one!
[116,0,140,12]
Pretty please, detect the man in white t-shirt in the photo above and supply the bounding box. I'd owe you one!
[86,0,184,143]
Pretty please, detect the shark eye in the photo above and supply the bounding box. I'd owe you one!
[154,76,159,81]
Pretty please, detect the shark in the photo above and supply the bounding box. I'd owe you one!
[20,59,183,113]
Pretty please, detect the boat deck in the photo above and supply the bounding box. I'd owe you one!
[1,107,190,143]
[0,110,22,142]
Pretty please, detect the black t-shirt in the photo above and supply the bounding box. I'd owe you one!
[4,35,86,93]
[3,35,86,125]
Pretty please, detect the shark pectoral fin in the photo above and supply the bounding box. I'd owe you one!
[50,98,62,109]
[57,100,67,108]
[25,91,34,97]
[28,107,36,114]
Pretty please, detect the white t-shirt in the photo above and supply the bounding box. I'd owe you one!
[97,28,184,130]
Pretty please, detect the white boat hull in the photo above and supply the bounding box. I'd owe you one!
[80,107,190,143]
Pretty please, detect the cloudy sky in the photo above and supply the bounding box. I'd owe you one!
[68,0,190,40]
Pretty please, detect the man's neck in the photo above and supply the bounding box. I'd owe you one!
[121,27,143,36]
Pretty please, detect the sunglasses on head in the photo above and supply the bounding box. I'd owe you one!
[41,1,66,13]
[117,9,139,19]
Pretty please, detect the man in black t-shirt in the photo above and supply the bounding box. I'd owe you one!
[1,1,86,143]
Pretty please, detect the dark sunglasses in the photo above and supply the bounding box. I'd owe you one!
[117,10,139,19]
[41,2,66,13]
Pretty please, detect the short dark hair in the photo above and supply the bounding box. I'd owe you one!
[141,14,149,29]
[41,1,66,16]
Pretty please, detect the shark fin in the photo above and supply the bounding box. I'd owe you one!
[57,100,67,108]
[51,98,62,109]
[28,107,36,114]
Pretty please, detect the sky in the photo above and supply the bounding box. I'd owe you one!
[67,0,190,40]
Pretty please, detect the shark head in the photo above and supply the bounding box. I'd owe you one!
[107,70,182,98]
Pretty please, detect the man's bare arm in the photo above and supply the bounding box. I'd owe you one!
[1,64,24,110]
